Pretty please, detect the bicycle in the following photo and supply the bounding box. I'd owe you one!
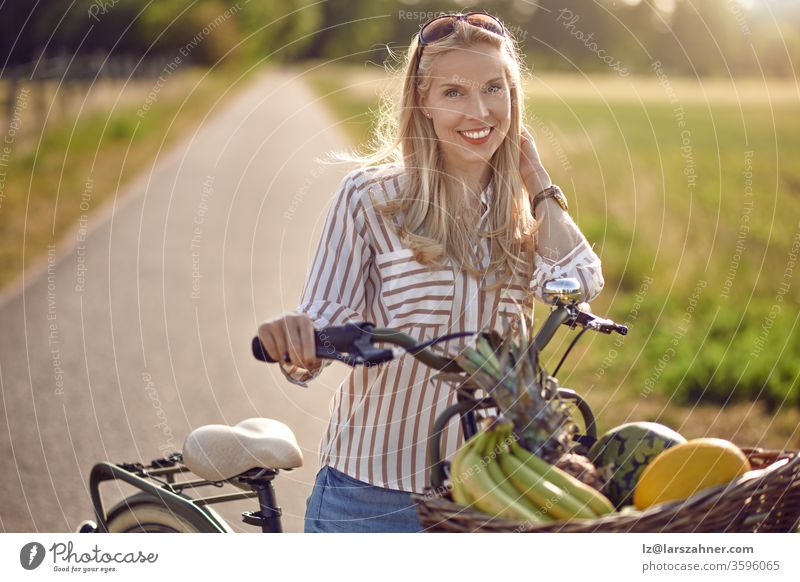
[77,277,627,533]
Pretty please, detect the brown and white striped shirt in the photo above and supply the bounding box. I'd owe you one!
[281,163,604,493]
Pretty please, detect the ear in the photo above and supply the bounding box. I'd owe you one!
[417,89,429,118]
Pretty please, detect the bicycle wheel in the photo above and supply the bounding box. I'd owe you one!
[105,492,223,533]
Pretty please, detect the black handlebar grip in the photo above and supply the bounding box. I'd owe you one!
[251,323,370,363]
[252,336,277,362]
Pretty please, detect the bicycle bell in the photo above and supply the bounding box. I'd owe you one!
[542,277,583,304]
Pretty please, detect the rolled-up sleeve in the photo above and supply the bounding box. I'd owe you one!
[531,202,604,303]
[280,169,372,386]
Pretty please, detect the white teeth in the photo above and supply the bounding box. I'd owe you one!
[460,127,491,139]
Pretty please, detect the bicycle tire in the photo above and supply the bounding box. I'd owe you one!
[104,492,225,533]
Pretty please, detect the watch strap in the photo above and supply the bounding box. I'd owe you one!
[532,184,568,213]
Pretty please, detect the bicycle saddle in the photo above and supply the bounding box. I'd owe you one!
[182,418,303,481]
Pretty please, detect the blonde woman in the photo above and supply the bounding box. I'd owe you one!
[257,12,604,532]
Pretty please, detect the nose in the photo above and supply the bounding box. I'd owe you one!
[467,92,490,120]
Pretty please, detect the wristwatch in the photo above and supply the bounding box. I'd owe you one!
[532,184,568,213]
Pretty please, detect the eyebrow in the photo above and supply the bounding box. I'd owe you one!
[436,76,505,88]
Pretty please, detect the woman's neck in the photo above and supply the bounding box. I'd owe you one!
[442,163,492,203]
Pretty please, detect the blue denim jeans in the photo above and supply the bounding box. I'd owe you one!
[304,465,422,533]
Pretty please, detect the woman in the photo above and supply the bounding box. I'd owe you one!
[257,12,604,532]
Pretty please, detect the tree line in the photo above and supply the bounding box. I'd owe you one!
[1,0,797,77]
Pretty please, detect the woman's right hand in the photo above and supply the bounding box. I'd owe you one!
[257,313,321,371]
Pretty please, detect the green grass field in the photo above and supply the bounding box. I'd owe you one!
[304,63,800,450]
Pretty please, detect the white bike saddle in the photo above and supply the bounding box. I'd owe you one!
[182,418,303,481]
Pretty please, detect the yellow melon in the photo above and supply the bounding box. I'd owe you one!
[633,438,751,509]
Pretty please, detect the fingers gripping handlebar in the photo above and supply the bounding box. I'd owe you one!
[252,321,462,371]
[252,322,394,367]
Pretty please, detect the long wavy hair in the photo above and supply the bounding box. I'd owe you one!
[332,17,537,291]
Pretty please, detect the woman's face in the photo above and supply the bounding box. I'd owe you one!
[419,42,512,175]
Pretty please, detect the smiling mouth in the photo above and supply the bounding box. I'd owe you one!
[458,126,493,144]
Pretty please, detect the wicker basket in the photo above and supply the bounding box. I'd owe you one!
[412,448,800,532]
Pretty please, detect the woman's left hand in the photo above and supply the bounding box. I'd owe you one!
[519,126,552,195]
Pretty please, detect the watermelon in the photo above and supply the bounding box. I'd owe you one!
[588,422,686,508]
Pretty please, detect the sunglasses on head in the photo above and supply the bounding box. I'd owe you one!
[417,12,506,46]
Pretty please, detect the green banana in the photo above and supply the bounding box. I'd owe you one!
[509,440,614,516]
[499,446,596,521]
[449,431,482,507]
[458,431,545,523]
[480,429,550,523]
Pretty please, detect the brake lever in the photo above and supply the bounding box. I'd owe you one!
[587,318,629,335]
[565,303,628,336]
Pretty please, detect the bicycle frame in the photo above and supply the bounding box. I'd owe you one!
[87,455,283,533]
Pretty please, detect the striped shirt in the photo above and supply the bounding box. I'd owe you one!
[280,163,604,493]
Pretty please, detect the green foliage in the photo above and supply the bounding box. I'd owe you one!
[3,1,800,77]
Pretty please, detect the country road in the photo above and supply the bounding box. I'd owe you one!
[0,67,353,533]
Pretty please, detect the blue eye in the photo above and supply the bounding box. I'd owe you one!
[445,89,461,98]
[487,84,503,94]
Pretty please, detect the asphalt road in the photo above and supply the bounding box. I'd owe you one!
[0,67,352,533]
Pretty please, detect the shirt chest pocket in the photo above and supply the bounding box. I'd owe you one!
[376,248,455,328]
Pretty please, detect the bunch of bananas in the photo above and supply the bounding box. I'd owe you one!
[449,420,614,525]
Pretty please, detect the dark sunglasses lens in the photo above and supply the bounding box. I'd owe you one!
[465,14,504,36]
[420,16,456,44]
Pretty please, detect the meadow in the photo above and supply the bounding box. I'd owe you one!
[304,63,800,449]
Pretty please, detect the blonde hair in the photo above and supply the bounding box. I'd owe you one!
[332,18,537,291]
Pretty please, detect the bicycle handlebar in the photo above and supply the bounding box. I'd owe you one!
[251,299,622,449]
[252,299,627,372]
